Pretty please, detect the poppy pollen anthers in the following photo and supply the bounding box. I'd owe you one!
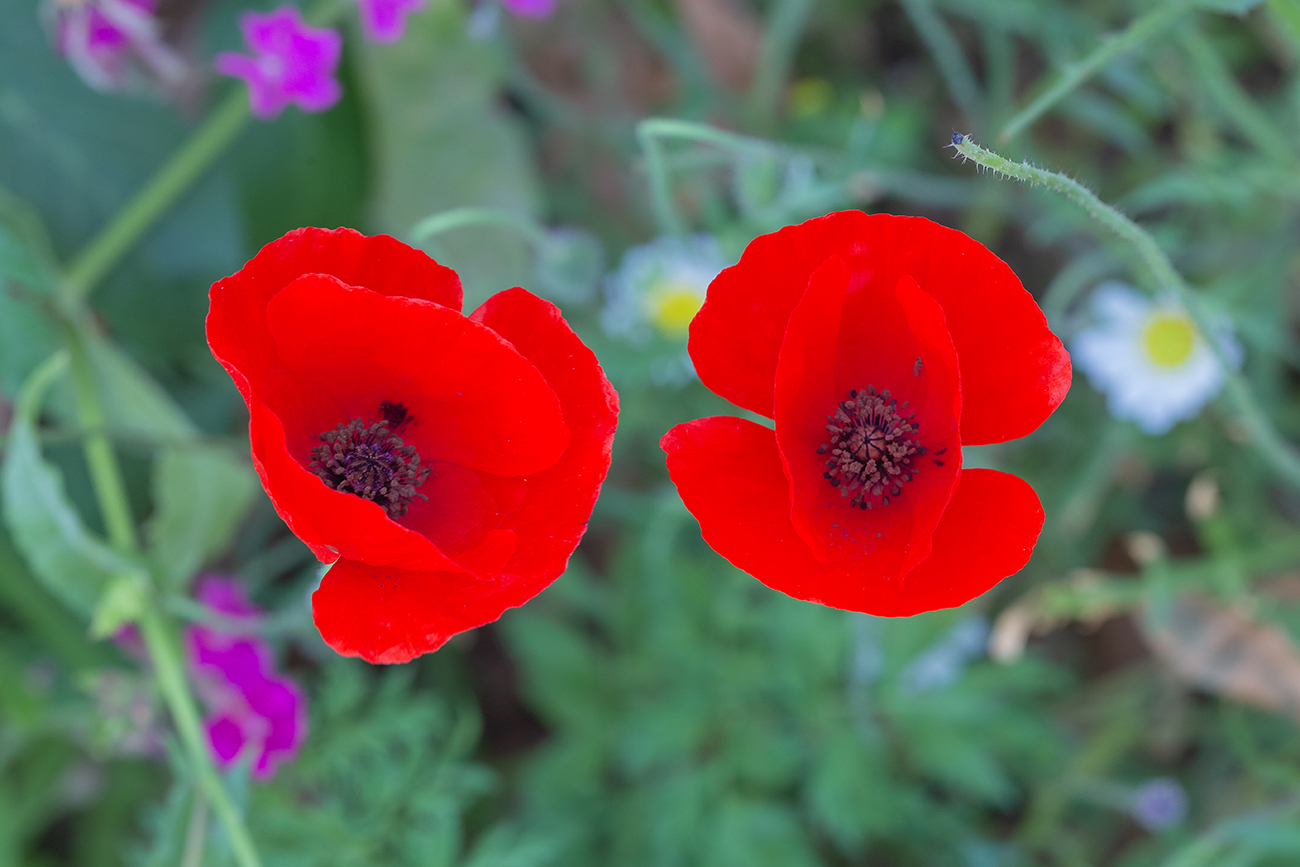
[309,401,430,519]
[820,386,925,510]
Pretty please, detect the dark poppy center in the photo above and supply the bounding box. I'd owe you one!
[818,387,924,510]
[309,401,429,518]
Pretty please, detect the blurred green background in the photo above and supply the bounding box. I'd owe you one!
[6,0,1300,864]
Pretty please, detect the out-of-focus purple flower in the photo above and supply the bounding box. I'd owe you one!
[185,576,306,779]
[501,0,557,18]
[48,0,187,93]
[1132,777,1188,831]
[355,0,425,42]
[215,6,342,119]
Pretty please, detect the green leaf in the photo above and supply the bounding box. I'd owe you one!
[88,573,146,639]
[1196,0,1264,11]
[147,446,257,588]
[51,338,258,587]
[354,2,542,310]
[1,353,141,619]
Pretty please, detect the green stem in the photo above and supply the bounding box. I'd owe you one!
[1269,0,1300,49]
[954,134,1300,492]
[65,329,137,554]
[1178,27,1296,165]
[140,606,260,867]
[409,207,550,248]
[900,0,983,130]
[747,0,817,129]
[181,788,208,867]
[997,0,1192,143]
[64,90,250,301]
[61,327,262,867]
[635,118,780,236]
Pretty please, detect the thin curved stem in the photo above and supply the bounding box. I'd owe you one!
[409,207,550,248]
[61,326,262,867]
[64,91,250,301]
[997,0,1192,143]
[953,134,1300,492]
[635,118,781,236]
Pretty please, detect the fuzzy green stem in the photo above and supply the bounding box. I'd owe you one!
[747,0,817,128]
[636,118,779,236]
[181,788,208,867]
[410,207,550,248]
[61,327,261,867]
[954,134,1300,492]
[997,0,1192,143]
[900,0,983,129]
[64,91,250,301]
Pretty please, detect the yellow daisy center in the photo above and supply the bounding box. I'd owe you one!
[1142,313,1196,368]
[648,283,704,337]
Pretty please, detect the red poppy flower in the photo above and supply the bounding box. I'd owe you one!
[661,211,1070,615]
[207,227,618,662]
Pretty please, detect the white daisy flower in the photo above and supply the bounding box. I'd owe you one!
[601,234,729,343]
[1071,281,1241,435]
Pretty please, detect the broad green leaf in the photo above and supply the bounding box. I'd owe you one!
[2,353,142,619]
[354,0,542,310]
[147,446,257,588]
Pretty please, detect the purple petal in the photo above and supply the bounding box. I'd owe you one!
[217,5,343,119]
[206,714,248,767]
[356,0,425,42]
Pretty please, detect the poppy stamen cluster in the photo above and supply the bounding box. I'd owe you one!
[820,387,924,510]
[309,401,430,519]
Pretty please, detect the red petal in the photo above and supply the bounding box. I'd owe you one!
[471,288,619,591]
[662,418,1040,615]
[261,273,569,477]
[662,416,830,603]
[774,263,961,577]
[889,468,1044,615]
[689,211,1070,443]
[208,227,462,404]
[312,289,618,662]
[247,400,472,574]
[312,559,503,663]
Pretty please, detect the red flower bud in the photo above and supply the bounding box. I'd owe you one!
[662,211,1071,615]
[208,228,618,662]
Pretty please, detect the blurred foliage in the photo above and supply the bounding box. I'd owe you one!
[5,0,1300,864]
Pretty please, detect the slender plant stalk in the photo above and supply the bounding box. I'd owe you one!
[1178,28,1296,165]
[997,0,1193,143]
[62,328,263,867]
[747,0,818,128]
[636,118,780,236]
[953,135,1300,492]
[181,787,208,867]
[64,90,250,300]
[410,207,550,248]
[900,0,983,130]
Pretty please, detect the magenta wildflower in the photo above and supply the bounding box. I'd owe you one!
[185,576,307,780]
[355,0,425,42]
[48,0,187,92]
[501,0,557,18]
[215,6,342,119]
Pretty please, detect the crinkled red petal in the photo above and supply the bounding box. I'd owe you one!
[662,417,1038,614]
[261,273,569,477]
[775,264,962,577]
[207,227,462,404]
[311,288,618,660]
[689,211,1070,444]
